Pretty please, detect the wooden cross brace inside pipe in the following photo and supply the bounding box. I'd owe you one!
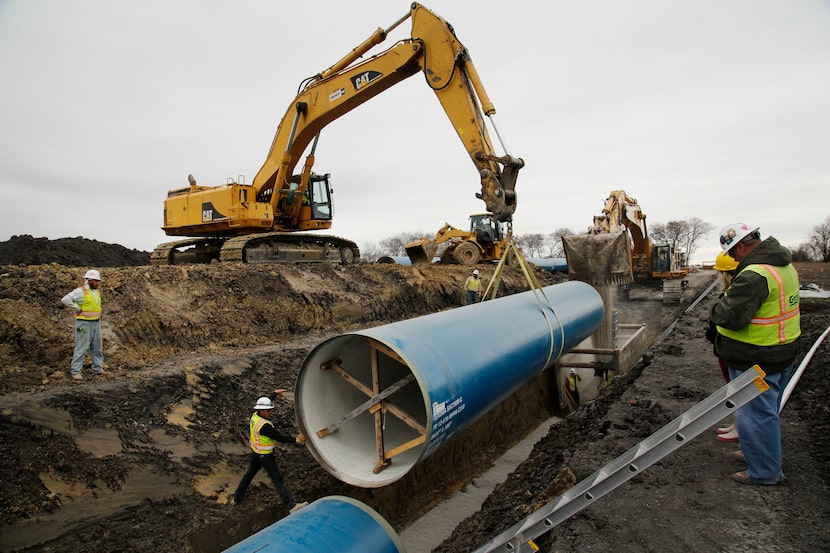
[318,347,426,474]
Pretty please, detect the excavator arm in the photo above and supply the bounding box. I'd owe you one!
[253,2,522,223]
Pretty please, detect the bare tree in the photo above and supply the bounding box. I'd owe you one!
[358,242,383,263]
[649,222,668,244]
[514,233,546,258]
[790,244,814,262]
[648,218,714,263]
[545,227,576,257]
[379,231,427,257]
[682,217,715,261]
[808,216,830,262]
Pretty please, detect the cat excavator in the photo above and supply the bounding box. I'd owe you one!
[562,190,689,302]
[151,3,523,266]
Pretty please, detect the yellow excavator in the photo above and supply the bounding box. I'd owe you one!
[151,3,523,266]
[404,213,511,266]
[562,190,689,301]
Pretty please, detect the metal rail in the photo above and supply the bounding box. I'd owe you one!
[473,365,768,553]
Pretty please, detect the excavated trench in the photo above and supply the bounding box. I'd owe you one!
[1,237,828,553]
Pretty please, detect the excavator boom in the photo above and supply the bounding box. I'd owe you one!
[155,3,523,265]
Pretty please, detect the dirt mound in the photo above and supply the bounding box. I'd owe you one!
[0,235,150,267]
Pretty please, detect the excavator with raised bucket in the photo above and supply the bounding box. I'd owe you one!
[562,190,689,302]
[151,3,523,266]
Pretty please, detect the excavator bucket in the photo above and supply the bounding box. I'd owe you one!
[562,233,634,286]
[404,238,437,265]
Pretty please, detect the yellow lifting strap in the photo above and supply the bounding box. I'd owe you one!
[480,236,544,301]
[479,235,566,367]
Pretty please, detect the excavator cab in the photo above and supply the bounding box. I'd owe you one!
[278,173,334,229]
[470,213,503,245]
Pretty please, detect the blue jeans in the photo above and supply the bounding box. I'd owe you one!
[466,290,478,305]
[728,365,791,484]
[71,319,104,375]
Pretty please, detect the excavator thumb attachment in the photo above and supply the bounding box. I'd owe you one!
[562,233,634,286]
[404,238,437,265]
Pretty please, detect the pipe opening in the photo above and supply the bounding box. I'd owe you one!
[297,334,428,488]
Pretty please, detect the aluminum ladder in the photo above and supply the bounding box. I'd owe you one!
[473,365,768,553]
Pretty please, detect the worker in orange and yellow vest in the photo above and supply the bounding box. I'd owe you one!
[61,269,107,381]
[710,222,800,486]
[231,390,308,513]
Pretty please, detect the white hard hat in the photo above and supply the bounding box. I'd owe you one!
[253,397,274,410]
[472,269,479,275]
[569,368,577,374]
[84,269,101,281]
[718,223,759,253]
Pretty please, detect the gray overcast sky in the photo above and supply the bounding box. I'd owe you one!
[1,0,828,263]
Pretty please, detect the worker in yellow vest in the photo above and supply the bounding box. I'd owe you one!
[61,269,107,381]
[710,223,800,486]
[231,390,308,513]
[565,368,582,409]
[464,269,482,305]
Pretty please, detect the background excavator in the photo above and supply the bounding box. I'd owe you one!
[562,190,689,302]
[404,213,511,266]
[151,2,523,266]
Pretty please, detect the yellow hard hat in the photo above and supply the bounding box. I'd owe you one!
[714,251,738,272]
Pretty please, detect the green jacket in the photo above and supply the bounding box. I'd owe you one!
[709,237,801,374]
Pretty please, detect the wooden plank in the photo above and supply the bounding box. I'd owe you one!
[315,374,416,437]
[369,339,406,365]
[383,434,427,460]
[370,403,427,434]
[373,348,384,471]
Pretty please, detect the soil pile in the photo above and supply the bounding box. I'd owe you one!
[0,235,150,267]
[0,237,827,553]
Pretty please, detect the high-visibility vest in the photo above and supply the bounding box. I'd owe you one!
[717,263,800,345]
[76,286,102,320]
[249,413,276,454]
[465,276,481,292]
[567,376,578,392]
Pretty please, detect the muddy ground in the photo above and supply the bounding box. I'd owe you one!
[0,239,827,553]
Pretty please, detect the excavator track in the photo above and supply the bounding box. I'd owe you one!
[152,233,360,265]
[150,238,224,266]
[222,232,361,264]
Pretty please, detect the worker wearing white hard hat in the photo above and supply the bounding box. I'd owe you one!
[464,269,482,305]
[231,389,308,513]
[709,222,800,486]
[61,269,107,381]
[565,368,582,410]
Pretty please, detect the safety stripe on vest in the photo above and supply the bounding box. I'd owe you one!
[250,417,276,454]
[748,264,799,343]
[77,287,102,320]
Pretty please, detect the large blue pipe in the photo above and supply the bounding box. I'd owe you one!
[295,281,604,487]
[221,496,404,553]
[526,257,568,273]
